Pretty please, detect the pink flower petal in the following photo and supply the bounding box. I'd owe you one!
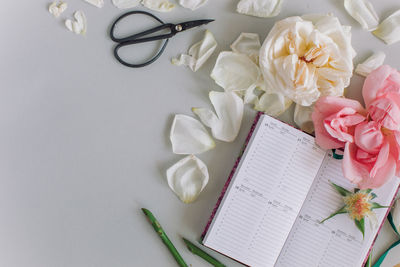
[343,142,370,185]
[354,121,384,154]
[363,65,400,107]
[313,96,367,149]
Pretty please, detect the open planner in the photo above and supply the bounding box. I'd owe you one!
[201,113,400,267]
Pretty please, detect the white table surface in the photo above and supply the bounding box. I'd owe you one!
[1,0,400,266]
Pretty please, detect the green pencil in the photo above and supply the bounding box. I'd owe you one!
[183,238,226,267]
[141,208,188,267]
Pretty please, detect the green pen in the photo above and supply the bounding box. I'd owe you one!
[141,208,188,267]
[183,238,226,267]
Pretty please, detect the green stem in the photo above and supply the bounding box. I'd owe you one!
[142,208,188,267]
[183,238,226,267]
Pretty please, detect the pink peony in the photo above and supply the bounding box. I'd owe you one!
[313,65,400,189]
[312,96,367,149]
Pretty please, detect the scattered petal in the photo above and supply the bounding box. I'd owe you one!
[170,114,215,155]
[355,51,386,77]
[166,155,209,203]
[230,33,261,63]
[294,104,315,133]
[211,52,261,91]
[193,91,244,142]
[112,0,141,8]
[172,30,217,72]
[65,11,87,35]
[179,0,208,10]
[236,0,283,18]
[344,0,379,31]
[84,0,104,8]
[48,1,67,18]
[141,0,175,12]
[373,10,400,45]
[254,91,292,116]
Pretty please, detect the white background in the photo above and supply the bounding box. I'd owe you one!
[1,0,399,266]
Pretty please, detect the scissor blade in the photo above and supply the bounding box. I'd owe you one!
[178,19,215,32]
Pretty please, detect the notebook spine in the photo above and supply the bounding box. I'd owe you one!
[362,184,400,266]
[201,111,263,240]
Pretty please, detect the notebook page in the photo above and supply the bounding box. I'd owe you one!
[276,152,400,267]
[203,115,326,267]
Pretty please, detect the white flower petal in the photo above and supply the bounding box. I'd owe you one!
[344,0,379,31]
[254,91,292,116]
[112,0,141,8]
[294,104,314,133]
[172,30,217,72]
[230,33,261,63]
[49,1,67,18]
[193,91,244,142]
[179,0,208,10]
[392,198,400,234]
[355,51,386,77]
[170,114,215,155]
[211,51,261,91]
[84,0,104,8]
[141,0,175,12]
[236,0,283,18]
[166,155,209,203]
[373,10,400,45]
[65,11,87,35]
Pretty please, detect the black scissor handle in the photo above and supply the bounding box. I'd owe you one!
[110,10,167,42]
[113,38,169,68]
[110,10,173,68]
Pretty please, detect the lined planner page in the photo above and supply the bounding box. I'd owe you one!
[276,152,400,267]
[203,115,326,267]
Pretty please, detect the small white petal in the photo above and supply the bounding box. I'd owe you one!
[230,33,261,63]
[211,51,261,91]
[254,91,292,117]
[373,10,400,45]
[65,11,86,35]
[172,30,217,72]
[166,155,209,203]
[141,0,175,12]
[237,0,283,18]
[84,0,104,8]
[355,51,386,77]
[344,0,379,31]
[193,91,244,142]
[49,1,67,18]
[59,2,68,12]
[170,114,215,155]
[294,104,314,133]
[112,0,141,8]
[65,19,74,32]
[392,198,400,234]
[179,0,208,10]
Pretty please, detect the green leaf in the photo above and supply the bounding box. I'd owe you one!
[320,205,347,224]
[355,218,365,239]
[370,192,377,200]
[371,202,389,209]
[364,253,372,267]
[362,189,372,194]
[330,182,352,197]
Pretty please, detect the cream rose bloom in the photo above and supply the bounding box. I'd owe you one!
[259,14,356,106]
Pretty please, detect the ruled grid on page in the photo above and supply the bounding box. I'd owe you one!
[203,115,326,267]
[275,152,400,267]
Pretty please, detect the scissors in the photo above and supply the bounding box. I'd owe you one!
[109,11,214,68]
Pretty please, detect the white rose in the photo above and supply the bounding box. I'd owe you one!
[259,14,356,106]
